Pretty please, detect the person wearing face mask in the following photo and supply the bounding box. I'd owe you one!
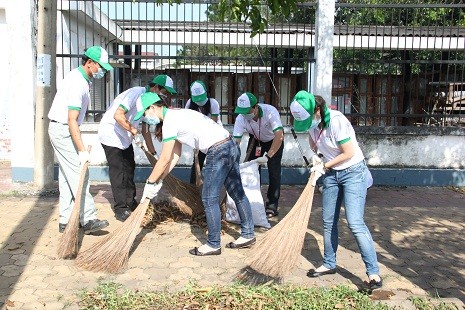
[289,90,382,291]
[232,92,284,218]
[185,80,222,184]
[97,75,177,222]
[48,46,113,234]
[135,92,256,256]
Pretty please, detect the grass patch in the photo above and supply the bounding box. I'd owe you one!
[409,296,459,310]
[77,281,393,310]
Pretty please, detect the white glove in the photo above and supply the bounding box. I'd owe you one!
[133,134,144,148]
[310,155,325,187]
[255,152,269,165]
[78,151,90,167]
[142,180,163,200]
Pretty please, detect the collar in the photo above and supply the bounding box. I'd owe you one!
[162,106,168,118]
[78,66,90,82]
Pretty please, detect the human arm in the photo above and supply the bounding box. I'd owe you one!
[68,109,86,152]
[114,106,138,136]
[323,140,355,170]
[146,139,178,183]
[264,129,283,159]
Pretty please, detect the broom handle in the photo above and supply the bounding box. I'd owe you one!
[72,145,92,223]
[290,128,310,167]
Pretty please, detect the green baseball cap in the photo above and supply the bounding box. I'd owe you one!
[234,92,257,114]
[190,80,208,103]
[134,92,162,121]
[151,74,177,94]
[84,46,113,71]
[290,90,316,132]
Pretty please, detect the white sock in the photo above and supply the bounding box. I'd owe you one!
[197,244,220,253]
[234,236,254,245]
[314,265,331,272]
[369,274,381,282]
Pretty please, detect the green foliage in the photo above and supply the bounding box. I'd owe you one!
[78,281,396,310]
[409,296,459,310]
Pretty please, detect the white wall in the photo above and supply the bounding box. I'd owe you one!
[0,3,9,159]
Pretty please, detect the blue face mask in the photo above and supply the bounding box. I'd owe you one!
[144,114,160,126]
[243,113,255,121]
[309,119,320,130]
[92,67,105,79]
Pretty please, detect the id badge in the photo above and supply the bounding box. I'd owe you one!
[255,146,262,157]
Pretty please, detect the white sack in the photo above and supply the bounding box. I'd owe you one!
[225,160,271,229]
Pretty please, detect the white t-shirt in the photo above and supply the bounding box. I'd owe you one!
[48,67,91,125]
[162,108,230,154]
[310,110,364,170]
[233,104,283,142]
[98,87,146,149]
[185,98,222,126]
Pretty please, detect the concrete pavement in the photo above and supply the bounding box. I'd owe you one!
[0,160,464,309]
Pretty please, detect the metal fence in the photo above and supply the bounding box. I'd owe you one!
[56,1,465,127]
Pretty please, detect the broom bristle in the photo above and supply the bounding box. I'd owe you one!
[245,173,317,280]
[57,156,90,260]
[75,199,150,273]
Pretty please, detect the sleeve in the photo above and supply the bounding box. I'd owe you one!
[268,106,283,132]
[332,115,352,144]
[232,116,246,138]
[209,98,220,116]
[161,115,178,142]
[66,80,86,110]
[118,88,145,112]
[185,99,191,109]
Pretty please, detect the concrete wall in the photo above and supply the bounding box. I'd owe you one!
[51,124,465,187]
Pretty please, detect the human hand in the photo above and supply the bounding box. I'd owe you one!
[310,155,325,187]
[133,133,144,148]
[78,151,90,168]
[142,180,163,200]
[255,152,269,165]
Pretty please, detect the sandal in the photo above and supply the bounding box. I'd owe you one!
[265,208,279,218]
[189,247,221,256]
[225,237,256,249]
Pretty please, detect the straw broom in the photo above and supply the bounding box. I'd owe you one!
[57,146,92,259]
[75,198,150,273]
[243,172,317,280]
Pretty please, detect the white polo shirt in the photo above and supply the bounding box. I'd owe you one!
[310,110,365,170]
[98,86,146,149]
[162,108,230,154]
[48,67,91,125]
[185,98,222,126]
[233,103,283,143]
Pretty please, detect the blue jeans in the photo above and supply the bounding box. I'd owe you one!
[202,139,255,248]
[321,160,380,276]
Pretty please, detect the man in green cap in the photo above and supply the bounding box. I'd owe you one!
[98,74,176,222]
[48,45,113,234]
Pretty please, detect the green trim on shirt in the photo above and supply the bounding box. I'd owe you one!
[338,137,351,145]
[258,106,263,118]
[211,114,219,116]
[68,106,81,111]
[273,126,283,132]
[162,136,177,143]
[162,106,168,118]
[233,135,243,139]
[78,66,90,82]
[119,104,128,113]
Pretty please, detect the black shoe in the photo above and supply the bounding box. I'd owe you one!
[225,237,256,249]
[307,268,337,278]
[82,219,109,235]
[189,247,222,256]
[59,222,82,233]
[368,277,383,290]
[115,210,132,222]
[128,200,139,212]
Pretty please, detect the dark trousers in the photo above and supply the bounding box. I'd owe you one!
[245,134,284,209]
[190,151,206,184]
[101,143,138,214]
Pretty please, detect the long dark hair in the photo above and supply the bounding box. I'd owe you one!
[314,95,330,128]
[189,99,211,116]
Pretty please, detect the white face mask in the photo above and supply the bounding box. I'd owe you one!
[144,108,160,126]
[243,112,255,121]
[92,67,105,79]
[309,113,321,130]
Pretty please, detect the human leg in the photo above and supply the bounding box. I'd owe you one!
[264,141,283,216]
[102,144,132,220]
[341,161,380,277]
[122,145,138,210]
